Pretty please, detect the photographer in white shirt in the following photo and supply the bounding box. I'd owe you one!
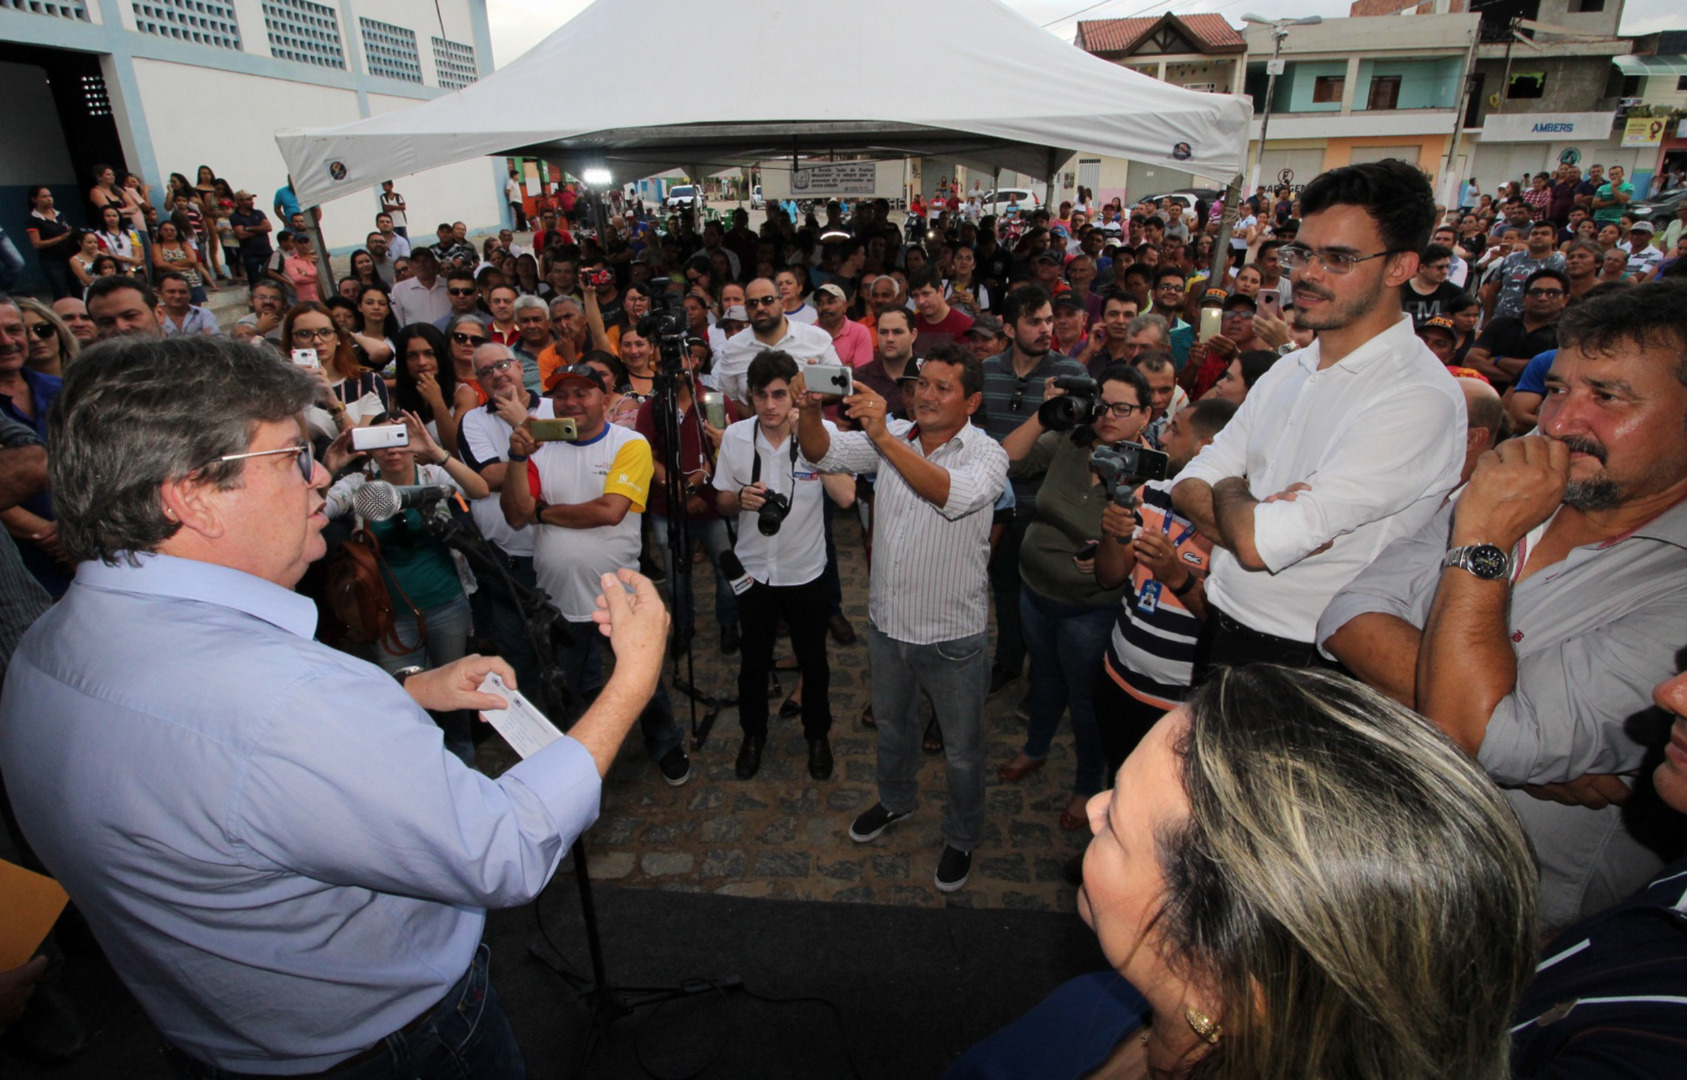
[715,351,855,782]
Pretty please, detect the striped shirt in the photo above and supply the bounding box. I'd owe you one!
[814,420,1007,644]
[979,352,1085,515]
[1102,482,1211,709]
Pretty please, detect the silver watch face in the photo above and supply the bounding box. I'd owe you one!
[1464,544,1510,580]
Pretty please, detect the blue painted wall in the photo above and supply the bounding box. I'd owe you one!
[1355,57,1463,110]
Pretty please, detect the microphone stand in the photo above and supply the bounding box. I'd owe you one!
[420,506,717,1075]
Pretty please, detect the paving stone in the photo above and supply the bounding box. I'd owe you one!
[979,855,1030,883]
[698,849,748,878]
[844,760,877,783]
[1000,890,1053,911]
[831,885,876,903]
[986,788,1026,815]
[589,851,637,879]
[755,850,810,877]
[869,852,910,880]
[592,816,643,845]
[1034,855,1073,883]
[642,821,695,844]
[714,881,774,898]
[759,818,797,844]
[731,793,770,812]
[687,787,725,811]
[825,788,867,812]
[641,852,696,876]
[884,884,939,906]
[779,790,819,815]
[817,858,864,882]
[699,817,742,844]
[1008,820,1054,849]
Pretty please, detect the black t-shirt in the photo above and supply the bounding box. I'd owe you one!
[27,212,74,264]
[1474,316,1558,391]
[1400,281,1467,324]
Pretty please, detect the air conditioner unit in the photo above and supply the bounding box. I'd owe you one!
[1184,82,1218,93]
[1619,97,1644,108]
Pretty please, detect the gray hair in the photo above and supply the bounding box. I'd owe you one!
[1124,312,1169,343]
[1150,665,1538,1080]
[512,294,549,316]
[549,295,583,316]
[444,312,486,336]
[51,336,318,565]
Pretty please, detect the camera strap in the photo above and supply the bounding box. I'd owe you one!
[750,426,799,490]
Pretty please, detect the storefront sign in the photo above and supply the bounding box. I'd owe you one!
[1479,112,1615,143]
[1621,117,1668,148]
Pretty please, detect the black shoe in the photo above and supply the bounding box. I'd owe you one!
[734,735,765,780]
[828,612,857,644]
[779,694,802,719]
[720,622,740,655]
[989,664,1017,696]
[807,736,834,780]
[848,803,909,843]
[658,746,694,786]
[935,845,972,893]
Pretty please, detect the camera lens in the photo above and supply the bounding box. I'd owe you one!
[757,492,791,536]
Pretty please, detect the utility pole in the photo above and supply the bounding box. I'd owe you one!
[1242,14,1322,194]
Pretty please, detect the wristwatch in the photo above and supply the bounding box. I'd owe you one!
[1443,544,1511,581]
[392,665,425,685]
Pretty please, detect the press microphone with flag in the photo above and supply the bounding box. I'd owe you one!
[717,550,756,596]
[353,479,456,522]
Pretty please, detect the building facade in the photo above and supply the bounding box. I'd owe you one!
[0,0,505,288]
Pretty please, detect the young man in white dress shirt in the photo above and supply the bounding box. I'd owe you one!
[795,345,1007,893]
[1172,159,1467,674]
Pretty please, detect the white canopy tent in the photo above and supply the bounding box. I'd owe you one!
[276,0,1252,209]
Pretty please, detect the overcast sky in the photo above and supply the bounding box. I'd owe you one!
[488,0,1682,67]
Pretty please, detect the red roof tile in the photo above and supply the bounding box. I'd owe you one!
[1079,13,1245,55]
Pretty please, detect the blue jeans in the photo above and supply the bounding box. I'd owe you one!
[554,620,683,762]
[163,944,524,1080]
[866,621,989,851]
[1019,585,1113,797]
[652,514,737,633]
[377,592,474,764]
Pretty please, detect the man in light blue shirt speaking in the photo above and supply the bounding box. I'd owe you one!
[0,335,670,1078]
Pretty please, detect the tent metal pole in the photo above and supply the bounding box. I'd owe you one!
[1207,173,1245,289]
[308,206,334,300]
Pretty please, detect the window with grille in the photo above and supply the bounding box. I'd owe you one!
[359,17,421,83]
[0,0,89,21]
[431,35,477,89]
[263,0,344,69]
[133,0,242,50]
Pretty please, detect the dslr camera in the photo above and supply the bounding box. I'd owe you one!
[1037,376,1102,431]
[757,490,792,536]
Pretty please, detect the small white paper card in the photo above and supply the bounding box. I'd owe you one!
[477,672,564,759]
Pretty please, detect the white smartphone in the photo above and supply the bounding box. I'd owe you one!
[351,424,409,451]
[291,348,320,370]
[805,362,854,398]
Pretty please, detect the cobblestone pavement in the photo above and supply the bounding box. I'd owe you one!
[479,516,1091,913]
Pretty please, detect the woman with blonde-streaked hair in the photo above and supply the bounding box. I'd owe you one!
[15,296,79,377]
[949,664,1539,1080]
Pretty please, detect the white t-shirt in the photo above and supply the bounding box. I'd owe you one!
[505,177,522,203]
[460,396,554,557]
[713,419,839,587]
[528,424,653,622]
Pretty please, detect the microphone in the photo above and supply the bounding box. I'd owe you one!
[353,480,456,522]
[717,550,755,596]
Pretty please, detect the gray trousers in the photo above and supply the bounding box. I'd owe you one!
[866,621,990,851]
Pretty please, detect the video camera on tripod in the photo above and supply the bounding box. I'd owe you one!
[636,306,690,373]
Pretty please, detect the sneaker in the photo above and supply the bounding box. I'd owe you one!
[848,803,909,843]
[657,746,694,786]
[934,845,972,893]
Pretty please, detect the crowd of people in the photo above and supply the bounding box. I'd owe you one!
[0,153,1685,1080]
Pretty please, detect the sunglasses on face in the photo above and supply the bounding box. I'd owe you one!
[745,296,780,307]
[448,288,477,297]
[27,322,56,340]
[452,332,487,346]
